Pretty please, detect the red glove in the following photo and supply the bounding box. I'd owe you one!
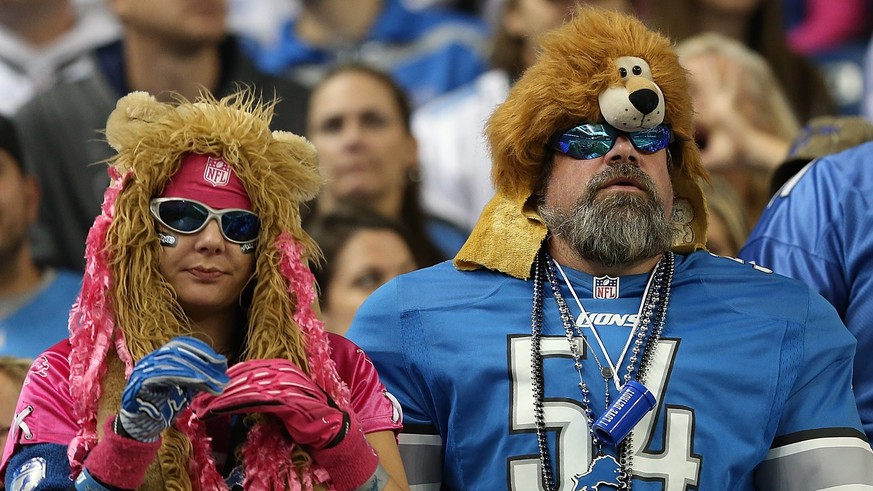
[191,359,379,490]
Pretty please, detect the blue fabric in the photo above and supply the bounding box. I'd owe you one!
[348,251,867,489]
[425,216,468,260]
[5,443,72,490]
[244,0,489,107]
[94,38,241,100]
[0,270,81,359]
[782,0,807,29]
[92,41,127,97]
[74,468,113,490]
[740,140,873,442]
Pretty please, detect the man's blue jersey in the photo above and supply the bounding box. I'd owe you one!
[740,141,873,442]
[347,251,873,490]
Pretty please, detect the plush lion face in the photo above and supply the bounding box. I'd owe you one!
[487,6,704,197]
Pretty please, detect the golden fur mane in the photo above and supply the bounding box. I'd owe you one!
[455,6,709,278]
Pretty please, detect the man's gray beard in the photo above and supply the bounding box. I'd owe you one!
[538,164,674,267]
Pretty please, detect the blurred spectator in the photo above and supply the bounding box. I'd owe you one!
[783,0,870,114]
[306,63,468,266]
[412,0,634,232]
[860,34,873,120]
[307,206,419,335]
[0,356,31,457]
[645,0,836,122]
[14,0,311,272]
[783,0,870,55]
[770,115,873,194]
[243,0,490,108]
[227,0,298,46]
[0,0,120,115]
[0,115,80,359]
[739,139,873,441]
[704,175,749,257]
[782,0,873,115]
[677,32,799,230]
[404,0,488,15]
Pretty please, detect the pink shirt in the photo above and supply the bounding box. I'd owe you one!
[1,333,402,474]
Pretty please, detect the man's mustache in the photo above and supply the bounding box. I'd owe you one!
[585,163,659,202]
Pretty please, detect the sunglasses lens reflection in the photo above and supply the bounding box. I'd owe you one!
[552,124,672,160]
[158,200,209,233]
[155,200,260,243]
[221,211,260,242]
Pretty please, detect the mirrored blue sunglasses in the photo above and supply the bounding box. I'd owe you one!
[549,123,673,160]
[149,198,260,244]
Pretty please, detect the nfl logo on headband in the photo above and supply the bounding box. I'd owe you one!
[203,156,231,187]
[593,276,619,299]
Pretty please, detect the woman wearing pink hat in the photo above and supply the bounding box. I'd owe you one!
[0,90,408,491]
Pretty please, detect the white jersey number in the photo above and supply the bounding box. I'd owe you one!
[508,336,701,490]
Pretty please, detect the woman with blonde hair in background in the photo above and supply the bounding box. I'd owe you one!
[306,64,469,266]
[677,32,800,230]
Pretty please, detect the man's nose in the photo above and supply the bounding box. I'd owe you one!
[606,135,639,165]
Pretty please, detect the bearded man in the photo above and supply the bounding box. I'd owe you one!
[347,6,873,491]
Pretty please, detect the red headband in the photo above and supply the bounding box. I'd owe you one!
[161,153,252,210]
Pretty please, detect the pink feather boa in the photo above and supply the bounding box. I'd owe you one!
[67,181,350,488]
[275,233,351,408]
[67,169,134,470]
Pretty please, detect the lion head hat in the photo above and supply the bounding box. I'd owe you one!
[455,6,709,279]
[66,90,347,489]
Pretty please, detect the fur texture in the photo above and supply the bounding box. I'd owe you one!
[455,6,709,279]
[68,90,340,490]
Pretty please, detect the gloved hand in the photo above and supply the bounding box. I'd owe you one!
[190,359,348,448]
[191,359,380,490]
[118,336,229,442]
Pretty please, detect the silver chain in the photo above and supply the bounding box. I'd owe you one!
[530,249,675,491]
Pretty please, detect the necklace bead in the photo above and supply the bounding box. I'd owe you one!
[530,250,675,491]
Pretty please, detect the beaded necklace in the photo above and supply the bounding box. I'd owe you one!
[530,249,675,490]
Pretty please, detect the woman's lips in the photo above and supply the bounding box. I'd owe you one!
[188,267,223,281]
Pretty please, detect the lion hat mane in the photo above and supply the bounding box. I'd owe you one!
[454,6,709,279]
[67,90,345,490]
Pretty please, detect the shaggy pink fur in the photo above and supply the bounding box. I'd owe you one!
[67,169,134,471]
[276,233,351,408]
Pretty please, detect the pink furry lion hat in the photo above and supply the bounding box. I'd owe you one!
[67,90,345,490]
[454,6,709,279]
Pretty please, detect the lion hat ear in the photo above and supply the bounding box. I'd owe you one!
[454,6,709,279]
[102,90,322,205]
[105,91,172,154]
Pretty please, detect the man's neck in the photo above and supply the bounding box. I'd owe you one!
[319,188,404,221]
[0,0,75,48]
[122,32,221,102]
[296,0,382,46]
[547,237,663,277]
[0,248,43,298]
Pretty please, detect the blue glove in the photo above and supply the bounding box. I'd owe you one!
[117,336,229,442]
